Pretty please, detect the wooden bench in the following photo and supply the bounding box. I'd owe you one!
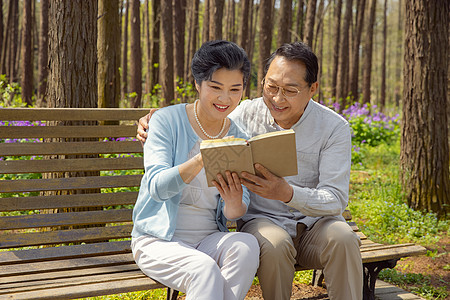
[0,108,427,300]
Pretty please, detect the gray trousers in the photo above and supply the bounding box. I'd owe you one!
[240,216,363,300]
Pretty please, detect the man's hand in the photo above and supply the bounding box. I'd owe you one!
[136,108,158,145]
[240,163,293,203]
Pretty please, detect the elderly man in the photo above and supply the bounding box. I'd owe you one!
[137,42,363,300]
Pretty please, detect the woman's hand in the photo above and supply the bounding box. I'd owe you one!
[213,171,247,220]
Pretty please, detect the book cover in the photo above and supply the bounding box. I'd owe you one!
[200,129,298,187]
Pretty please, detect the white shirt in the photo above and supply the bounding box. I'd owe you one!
[229,98,351,237]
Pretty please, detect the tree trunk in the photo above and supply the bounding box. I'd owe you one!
[245,0,258,99]
[9,0,18,83]
[130,0,142,108]
[394,0,402,107]
[37,0,49,107]
[173,0,186,89]
[362,0,376,104]
[331,0,342,99]
[380,0,387,111]
[209,0,224,40]
[277,0,292,47]
[0,0,3,69]
[160,0,174,106]
[21,0,33,106]
[149,0,160,94]
[121,0,129,99]
[185,0,199,86]
[303,0,316,48]
[336,0,352,107]
[225,0,236,42]
[238,0,250,54]
[98,0,120,109]
[144,0,151,95]
[46,0,99,223]
[349,0,366,102]
[400,0,449,218]
[316,0,325,103]
[0,0,12,75]
[202,0,209,42]
[295,0,304,42]
[257,0,273,96]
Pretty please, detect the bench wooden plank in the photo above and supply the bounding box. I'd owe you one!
[0,157,143,174]
[0,253,135,277]
[0,209,132,230]
[0,225,132,249]
[0,241,131,265]
[361,244,426,263]
[0,276,163,300]
[0,125,137,139]
[0,174,142,193]
[0,141,142,156]
[1,192,137,212]
[0,107,150,121]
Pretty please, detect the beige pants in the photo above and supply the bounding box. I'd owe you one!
[240,217,363,300]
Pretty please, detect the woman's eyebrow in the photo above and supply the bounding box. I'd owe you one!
[210,80,242,87]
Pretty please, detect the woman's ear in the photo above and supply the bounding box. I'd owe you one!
[195,81,201,93]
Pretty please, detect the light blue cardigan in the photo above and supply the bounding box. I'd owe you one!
[131,104,250,240]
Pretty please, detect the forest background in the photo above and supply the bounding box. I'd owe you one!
[0,1,449,298]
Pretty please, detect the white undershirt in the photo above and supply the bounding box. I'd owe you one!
[172,139,220,246]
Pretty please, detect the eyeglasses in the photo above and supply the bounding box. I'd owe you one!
[261,79,306,98]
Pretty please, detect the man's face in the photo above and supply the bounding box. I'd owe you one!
[262,56,318,129]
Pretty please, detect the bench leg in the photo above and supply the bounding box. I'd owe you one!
[363,259,398,300]
[166,287,179,300]
[312,269,325,287]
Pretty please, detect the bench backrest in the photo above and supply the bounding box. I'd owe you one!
[0,108,149,251]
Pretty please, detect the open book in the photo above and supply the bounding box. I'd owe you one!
[200,129,298,187]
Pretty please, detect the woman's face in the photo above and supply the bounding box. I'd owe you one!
[195,68,244,121]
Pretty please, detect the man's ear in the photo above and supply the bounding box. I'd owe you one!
[309,82,319,97]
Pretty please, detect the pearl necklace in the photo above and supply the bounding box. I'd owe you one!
[194,100,227,139]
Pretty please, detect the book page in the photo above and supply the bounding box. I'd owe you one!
[248,129,298,178]
[200,140,254,187]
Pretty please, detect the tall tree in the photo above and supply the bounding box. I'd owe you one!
[185,0,199,85]
[295,0,304,41]
[303,0,317,48]
[349,0,366,101]
[277,0,292,47]
[202,0,210,42]
[209,0,224,40]
[1,0,13,75]
[331,0,342,98]
[380,0,387,111]
[160,0,174,106]
[362,0,376,104]
[316,0,325,103]
[0,0,3,65]
[130,0,142,107]
[394,0,402,107]
[21,0,33,106]
[144,0,151,94]
[173,0,186,86]
[37,0,49,107]
[98,0,120,109]
[149,0,160,93]
[225,0,236,42]
[121,0,129,99]
[335,0,352,106]
[401,0,449,218]
[238,0,250,54]
[257,0,273,96]
[47,0,98,108]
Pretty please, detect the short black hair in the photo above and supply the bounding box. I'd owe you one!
[264,42,318,86]
[191,40,251,88]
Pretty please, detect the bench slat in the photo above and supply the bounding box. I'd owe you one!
[0,241,131,266]
[0,209,132,230]
[0,141,142,156]
[0,125,137,139]
[0,157,143,174]
[0,174,142,193]
[0,275,162,300]
[0,107,150,121]
[0,263,140,285]
[0,253,134,277]
[0,224,132,249]
[1,192,137,212]
[361,244,427,263]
